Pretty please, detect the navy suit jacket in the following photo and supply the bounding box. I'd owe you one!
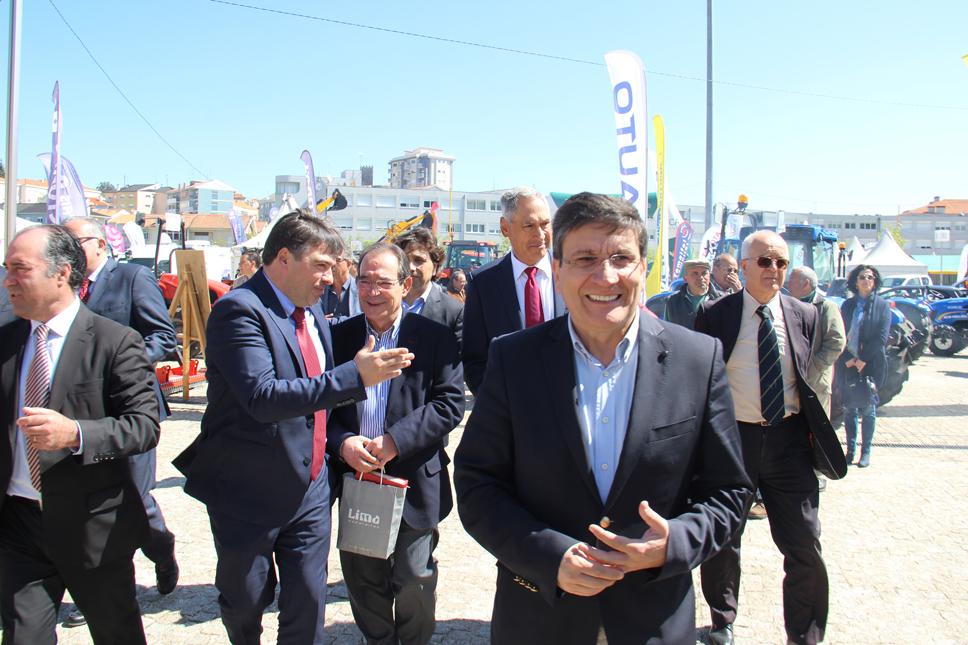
[0,308,159,570]
[417,283,463,356]
[695,290,847,478]
[175,269,366,527]
[85,258,176,418]
[462,254,565,394]
[454,314,751,644]
[329,312,465,530]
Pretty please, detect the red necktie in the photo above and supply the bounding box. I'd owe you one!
[524,266,544,328]
[79,279,91,303]
[291,307,326,480]
[23,324,52,492]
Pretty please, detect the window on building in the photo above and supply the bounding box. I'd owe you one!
[376,195,395,208]
[488,224,501,235]
[400,200,419,208]
[490,201,502,212]
[466,223,485,233]
[356,218,372,231]
[356,194,372,207]
[467,199,486,211]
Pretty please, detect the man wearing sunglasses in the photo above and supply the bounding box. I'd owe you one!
[695,231,845,645]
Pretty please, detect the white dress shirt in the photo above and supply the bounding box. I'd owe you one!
[726,290,800,424]
[509,251,554,326]
[9,298,83,500]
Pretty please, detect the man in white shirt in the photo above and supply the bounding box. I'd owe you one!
[462,187,565,394]
[696,231,846,645]
[0,225,160,643]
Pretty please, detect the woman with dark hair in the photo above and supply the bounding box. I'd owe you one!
[835,264,892,467]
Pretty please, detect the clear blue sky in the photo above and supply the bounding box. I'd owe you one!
[1,0,966,215]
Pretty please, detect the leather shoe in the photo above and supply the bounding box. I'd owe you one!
[707,624,734,645]
[63,608,87,628]
[747,502,768,520]
[156,557,180,595]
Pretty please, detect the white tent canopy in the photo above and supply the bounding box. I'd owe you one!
[846,233,928,275]
[845,236,868,263]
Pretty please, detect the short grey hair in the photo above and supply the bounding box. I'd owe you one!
[500,187,543,223]
[63,216,106,240]
[790,266,818,288]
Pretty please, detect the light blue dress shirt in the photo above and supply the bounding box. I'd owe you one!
[359,311,403,439]
[568,314,640,503]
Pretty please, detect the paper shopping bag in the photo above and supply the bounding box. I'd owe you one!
[337,471,408,559]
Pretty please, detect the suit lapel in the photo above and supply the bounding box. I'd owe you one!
[44,308,89,471]
[603,315,669,511]
[84,258,115,311]
[720,291,744,362]
[498,255,523,332]
[541,319,601,506]
[388,314,417,415]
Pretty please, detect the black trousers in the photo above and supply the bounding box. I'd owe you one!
[129,449,176,564]
[340,522,439,645]
[0,496,145,645]
[700,414,828,645]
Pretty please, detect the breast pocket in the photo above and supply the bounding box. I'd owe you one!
[647,416,697,443]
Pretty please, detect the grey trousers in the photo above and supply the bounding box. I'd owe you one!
[340,522,439,645]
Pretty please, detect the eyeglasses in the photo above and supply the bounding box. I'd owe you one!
[857,275,876,281]
[562,253,641,274]
[754,256,789,270]
[76,236,100,244]
[357,277,402,292]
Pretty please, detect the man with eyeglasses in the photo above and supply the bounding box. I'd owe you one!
[174,211,413,644]
[455,192,750,644]
[696,230,846,645]
[62,216,179,626]
[329,242,464,645]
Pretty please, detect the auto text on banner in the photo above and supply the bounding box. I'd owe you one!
[299,150,317,212]
[605,51,648,222]
[38,153,88,222]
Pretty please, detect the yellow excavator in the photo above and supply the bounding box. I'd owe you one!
[378,202,439,243]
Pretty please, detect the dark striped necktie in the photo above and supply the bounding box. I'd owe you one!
[756,305,785,426]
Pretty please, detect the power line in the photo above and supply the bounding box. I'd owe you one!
[208,0,968,112]
[47,0,209,179]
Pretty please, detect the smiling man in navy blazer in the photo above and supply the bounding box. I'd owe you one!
[329,242,464,645]
[175,211,413,645]
[461,187,566,394]
[455,193,751,644]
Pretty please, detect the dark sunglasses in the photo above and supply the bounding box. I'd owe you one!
[755,256,789,270]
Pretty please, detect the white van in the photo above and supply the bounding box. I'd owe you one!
[881,275,932,288]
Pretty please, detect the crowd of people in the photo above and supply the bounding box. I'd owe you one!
[0,188,890,644]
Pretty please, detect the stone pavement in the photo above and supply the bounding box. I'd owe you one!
[54,353,968,644]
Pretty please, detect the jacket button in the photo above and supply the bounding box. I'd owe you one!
[303,457,311,466]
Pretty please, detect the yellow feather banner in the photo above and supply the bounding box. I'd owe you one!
[645,115,666,297]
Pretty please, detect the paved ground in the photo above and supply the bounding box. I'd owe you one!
[54,353,968,644]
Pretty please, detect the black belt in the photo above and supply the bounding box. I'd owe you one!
[738,413,800,429]
[5,495,41,509]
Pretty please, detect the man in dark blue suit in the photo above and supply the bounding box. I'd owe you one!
[174,211,414,644]
[64,217,180,609]
[462,187,565,394]
[329,242,465,645]
[455,193,751,644]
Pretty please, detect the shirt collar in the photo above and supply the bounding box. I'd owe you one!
[33,297,81,337]
[568,311,640,368]
[264,272,297,318]
[743,288,782,320]
[88,256,108,282]
[509,251,552,280]
[411,280,434,306]
[366,308,404,340]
